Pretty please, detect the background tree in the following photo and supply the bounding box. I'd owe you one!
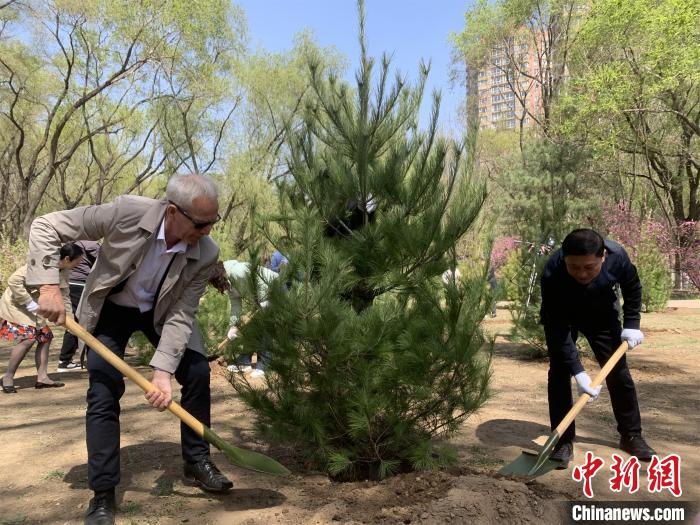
[452,0,584,146]
[0,0,246,238]
[217,33,347,256]
[502,139,593,355]
[231,1,492,481]
[560,0,700,288]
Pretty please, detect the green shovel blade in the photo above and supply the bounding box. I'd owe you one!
[498,450,563,477]
[204,426,290,476]
[498,431,564,477]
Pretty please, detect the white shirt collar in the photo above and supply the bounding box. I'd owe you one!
[158,220,188,254]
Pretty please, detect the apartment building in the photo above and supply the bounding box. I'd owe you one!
[474,37,543,130]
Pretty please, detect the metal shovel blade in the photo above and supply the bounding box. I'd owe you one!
[204,427,290,476]
[498,342,630,478]
[498,450,563,477]
[498,431,564,477]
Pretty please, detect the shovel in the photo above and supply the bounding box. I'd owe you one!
[498,341,629,477]
[213,313,253,361]
[65,317,290,476]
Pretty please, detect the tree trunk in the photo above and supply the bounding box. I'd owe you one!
[673,251,683,291]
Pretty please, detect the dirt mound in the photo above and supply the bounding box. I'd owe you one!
[275,468,574,525]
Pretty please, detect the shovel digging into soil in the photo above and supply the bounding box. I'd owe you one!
[65,317,290,476]
[498,341,629,478]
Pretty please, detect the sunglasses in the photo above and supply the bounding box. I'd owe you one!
[169,201,221,229]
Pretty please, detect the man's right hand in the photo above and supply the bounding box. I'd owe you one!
[574,371,602,402]
[37,284,66,324]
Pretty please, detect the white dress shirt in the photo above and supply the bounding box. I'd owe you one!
[109,220,187,312]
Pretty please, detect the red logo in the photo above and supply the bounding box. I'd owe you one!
[572,451,606,498]
[647,454,682,497]
[609,454,641,493]
[573,452,683,498]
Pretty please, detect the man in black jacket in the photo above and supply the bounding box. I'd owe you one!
[540,228,656,468]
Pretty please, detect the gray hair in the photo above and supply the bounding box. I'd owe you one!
[166,174,219,208]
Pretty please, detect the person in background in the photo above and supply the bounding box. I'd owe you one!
[487,265,498,318]
[1,242,83,393]
[441,267,461,286]
[57,240,100,371]
[270,250,289,273]
[222,259,279,379]
[540,228,655,469]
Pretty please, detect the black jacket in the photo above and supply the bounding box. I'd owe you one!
[540,240,642,331]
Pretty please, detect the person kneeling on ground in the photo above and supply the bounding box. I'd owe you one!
[1,242,83,392]
[540,228,656,468]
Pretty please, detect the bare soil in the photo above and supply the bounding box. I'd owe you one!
[1,303,698,524]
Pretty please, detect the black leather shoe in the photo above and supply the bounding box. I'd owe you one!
[85,490,116,525]
[550,441,574,469]
[2,381,17,394]
[620,434,656,461]
[184,457,233,493]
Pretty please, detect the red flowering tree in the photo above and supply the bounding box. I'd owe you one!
[602,203,698,306]
[678,222,700,291]
[490,236,520,270]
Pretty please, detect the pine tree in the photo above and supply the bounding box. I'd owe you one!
[230,1,492,481]
[503,139,592,356]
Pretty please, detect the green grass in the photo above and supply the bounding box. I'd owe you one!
[0,516,27,525]
[154,477,174,496]
[595,412,616,426]
[42,470,65,481]
[121,501,143,515]
[465,445,503,468]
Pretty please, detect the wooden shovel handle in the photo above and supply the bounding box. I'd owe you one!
[64,317,205,439]
[553,341,629,437]
[214,313,253,353]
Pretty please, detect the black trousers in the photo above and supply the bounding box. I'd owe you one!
[86,301,211,492]
[545,324,642,444]
[58,283,84,364]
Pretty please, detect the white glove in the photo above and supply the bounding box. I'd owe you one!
[574,371,602,402]
[621,328,644,349]
[227,326,238,340]
[259,300,269,309]
[441,268,461,285]
[25,300,39,313]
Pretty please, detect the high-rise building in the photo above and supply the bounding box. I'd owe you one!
[472,36,543,130]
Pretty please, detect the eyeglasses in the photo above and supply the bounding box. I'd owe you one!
[169,201,221,229]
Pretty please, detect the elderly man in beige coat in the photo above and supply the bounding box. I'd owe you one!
[26,174,232,525]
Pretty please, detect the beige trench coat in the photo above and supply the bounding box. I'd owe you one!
[0,264,72,328]
[25,196,219,373]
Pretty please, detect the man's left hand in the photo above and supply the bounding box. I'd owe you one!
[621,328,644,349]
[145,369,173,411]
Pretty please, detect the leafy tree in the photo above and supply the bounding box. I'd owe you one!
[0,0,246,238]
[231,1,492,481]
[216,33,347,256]
[452,0,584,143]
[561,0,700,287]
[601,202,675,310]
[636,240,673,311]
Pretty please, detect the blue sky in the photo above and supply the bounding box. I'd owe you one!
[235,0,475,134]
